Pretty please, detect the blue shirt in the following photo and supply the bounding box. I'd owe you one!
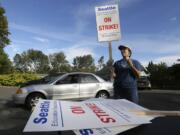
[113,59,144,88]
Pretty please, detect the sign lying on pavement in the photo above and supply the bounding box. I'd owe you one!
[95,4,121,42]
[74,99,156,135]
[24,99,151,132]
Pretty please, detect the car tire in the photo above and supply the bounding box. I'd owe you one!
[96,91,109,99]
[25,93,45,110]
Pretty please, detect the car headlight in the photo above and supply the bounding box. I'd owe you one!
[16,89,23,94]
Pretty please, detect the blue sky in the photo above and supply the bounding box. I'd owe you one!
[1,0,180,66]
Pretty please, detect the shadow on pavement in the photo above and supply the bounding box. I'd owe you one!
[0,123,75,135]
[0,100,75,135]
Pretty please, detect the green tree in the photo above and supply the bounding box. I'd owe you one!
[96,59,114,81]
[168,63,180,89]
[73,54,96,72]
[0,47,12,74]
[13,53,23,71]
[49,52,71,73]
[13,49,50,73]
[97,56,105,71]
[0,6,10,48]
[169,63,180,81]
[147,61,169,88]
[0,6,12,74]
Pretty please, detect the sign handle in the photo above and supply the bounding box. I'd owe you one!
[131,110,180,116]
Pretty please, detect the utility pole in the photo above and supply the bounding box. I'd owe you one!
[108,41,113,81]
[108,41,113,62]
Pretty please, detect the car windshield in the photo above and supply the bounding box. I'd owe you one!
[94,75,106,82]
[43,73,66,84]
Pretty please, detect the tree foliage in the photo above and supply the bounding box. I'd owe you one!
[49,52,71,73]
[96,59,114,81]
[73,54,96,72]
[0,6,12,74]
[147,61,180,89]
[0,6,10,48]
[13,49,50,73]
[0,47,12,74]
[97,56,105,71]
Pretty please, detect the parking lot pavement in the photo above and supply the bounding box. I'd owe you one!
[0,100,29,134]
[0,98,74,135]
[0,87,180,135]
[0,87,18,100]
[139,90,180,110]
[0,87,74,135]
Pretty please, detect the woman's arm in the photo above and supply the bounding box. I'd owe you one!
[125,57,141,78]
[112,67,116,79]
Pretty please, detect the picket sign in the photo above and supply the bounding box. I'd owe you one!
[23,99,151,132]
[74,99,156,135]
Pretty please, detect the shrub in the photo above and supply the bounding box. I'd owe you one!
[0,73,40,86]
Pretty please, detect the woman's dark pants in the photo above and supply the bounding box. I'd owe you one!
[113,87,139,104]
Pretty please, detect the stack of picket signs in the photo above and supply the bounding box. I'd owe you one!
[23,98,161,135]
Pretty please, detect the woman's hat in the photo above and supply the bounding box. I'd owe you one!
[118,45,132,56]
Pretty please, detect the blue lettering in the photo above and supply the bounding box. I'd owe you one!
[41,108,48,112]
[39,112,48,117]
[33,101,50,124]
[98,6,116,11]
[33,117,47,124]
[79,129,94,135]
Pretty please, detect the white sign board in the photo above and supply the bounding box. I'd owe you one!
[74,99,156,135]
[95,5,121,42]
[24,99,150,132]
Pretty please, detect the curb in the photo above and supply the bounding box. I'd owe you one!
[139,90,180,94]
[0,86,18,89]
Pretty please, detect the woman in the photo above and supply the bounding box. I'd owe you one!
[113,45,144,103]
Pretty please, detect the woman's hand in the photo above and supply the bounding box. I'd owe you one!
[125,56,134,67]
[125,57,141,78]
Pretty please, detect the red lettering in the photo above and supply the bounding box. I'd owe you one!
[101,117,116,123]
[99,24,118,31]
[85,103,116,123]
[99,26,102,31]
[94,109,105,113]
[71,106,85,114]
[104,17,111,23]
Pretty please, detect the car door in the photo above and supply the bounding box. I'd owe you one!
[79,74,100,98]
[52,74,80,100]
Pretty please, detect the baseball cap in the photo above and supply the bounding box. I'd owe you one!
[118,45,132,56]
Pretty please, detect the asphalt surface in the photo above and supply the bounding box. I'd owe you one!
[0,87,180,135]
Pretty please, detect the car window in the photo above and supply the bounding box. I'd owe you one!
[56,74,79,84]
[80,74,98,83]
[45,74,66,84]
[43,76,57,83]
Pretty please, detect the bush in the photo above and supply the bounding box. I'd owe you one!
[0,73,40,87]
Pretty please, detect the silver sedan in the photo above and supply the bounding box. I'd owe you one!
[13,72,113,109]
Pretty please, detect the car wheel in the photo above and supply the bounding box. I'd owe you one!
[25,93,45,110]
[96,91,109,99]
